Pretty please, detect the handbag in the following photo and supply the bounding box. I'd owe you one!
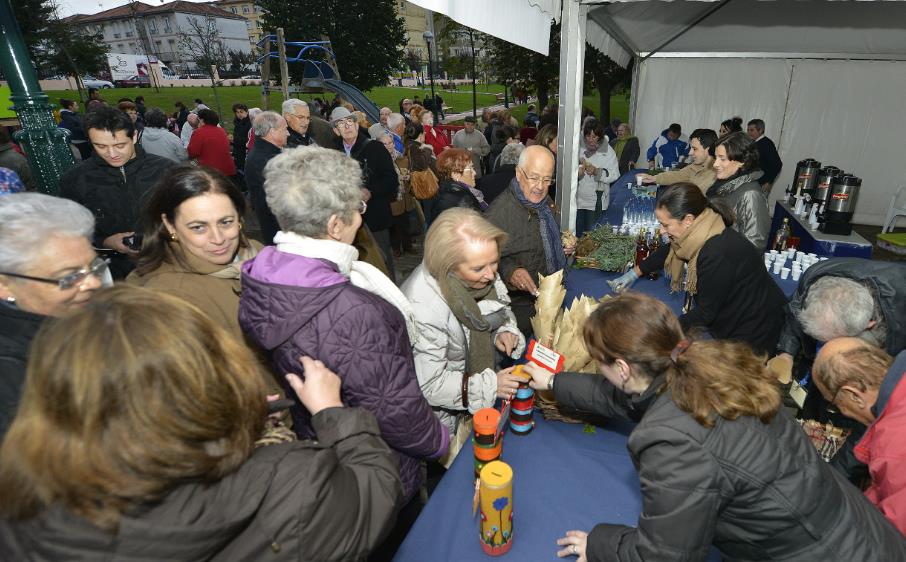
[410,168,439,200]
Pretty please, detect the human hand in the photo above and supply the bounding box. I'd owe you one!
[509,268,538,295]
[523,361,554,392]
[639,173,656,184]
[556,530,588,560]
[495,366,521,399]
[360,188,372,203]
[584,163,597,176]
[285,356,343,416]
[495,332,519,355]
[103,232,138,255]
[606,269,639,293]
[767,353,794,384]
[563,238,577,257]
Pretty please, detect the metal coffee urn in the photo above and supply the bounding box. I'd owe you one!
[814,166,843,208]
[818,174,861,235]
[791,158,822,202]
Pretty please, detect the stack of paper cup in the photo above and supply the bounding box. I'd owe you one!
[773,261,783,275]
[781,267,791,279]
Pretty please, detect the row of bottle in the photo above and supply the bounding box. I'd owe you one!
[622,196,658,231]
[635,227,665,266]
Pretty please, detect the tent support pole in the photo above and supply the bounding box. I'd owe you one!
[628,54,641,133]
[556,0,588,232]
[640,0,733,62]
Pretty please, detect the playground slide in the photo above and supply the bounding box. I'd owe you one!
[324,79,380,126]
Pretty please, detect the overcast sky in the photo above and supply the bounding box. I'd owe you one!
[55,0,212,17]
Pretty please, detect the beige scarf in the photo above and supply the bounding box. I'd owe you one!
[664,208,725,295]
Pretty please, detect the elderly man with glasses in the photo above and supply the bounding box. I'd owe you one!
[486,145,576,335]
[282,98,318,148]
[329,106,399,282]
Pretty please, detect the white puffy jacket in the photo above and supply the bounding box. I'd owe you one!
[576,139,620,211]
[401,264,526,434]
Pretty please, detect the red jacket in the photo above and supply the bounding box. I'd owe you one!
[423,125,449,156]
[854,351,906,535]
[187,124,236,176]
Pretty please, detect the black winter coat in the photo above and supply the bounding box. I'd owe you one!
[332,133,397,232]
[60,147,176,278]
[777,258,906,358]
[553,372,906,562]
[0,407,403,561]
[431,179,481,223]
[0,304,44,442]
[639,227,786,354]
[59,110,87,142]
[232,115,251,169]
[244,137,283,244]
[476,164,516,204]
[756,136,783,186]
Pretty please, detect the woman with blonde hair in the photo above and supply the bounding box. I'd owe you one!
[0,286,402,560]
[402,208,524,464]
[521,291,906,562]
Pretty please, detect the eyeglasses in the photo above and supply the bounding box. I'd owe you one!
[519,168,553,186]
[358,200,367,214]
[0,257,109,290]
[826,386,843,415]
[334,117,357,128]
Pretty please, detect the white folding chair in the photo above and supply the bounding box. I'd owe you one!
[881,185,906,233]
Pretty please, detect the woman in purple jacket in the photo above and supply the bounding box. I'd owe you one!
[239,146,449,506]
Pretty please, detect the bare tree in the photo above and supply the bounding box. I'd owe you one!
[177,15,228,80]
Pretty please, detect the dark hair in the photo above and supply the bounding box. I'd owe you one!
[402,121,422,143]
[59,98,76,110]
[747,118,765,133]
[527,104,535,112]
[668,123,682,135]
[83,106,135,138]
[689,128,718,156]
[656,182,734,226]
[716,131,759,171]
[582,119,604,139]
[135,96,144,103]
[88,87,98,96]
[583,292,780,429]
[721,117,743,133]
[117,101,136,112]
[494,125,518,144]
[144,108,168,129]
[175,101,185,109]
[232,103,248,113]
[136,166,249,275]
[194,98,204,104]
[197,109,219,126]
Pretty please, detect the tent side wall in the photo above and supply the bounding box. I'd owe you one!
[633,57,906,226]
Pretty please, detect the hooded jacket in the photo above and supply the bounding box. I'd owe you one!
[239,246,448,501]
[553,372,906,562]
[0,407,403,562]
[777,258,906,358]
[707,169,770,250]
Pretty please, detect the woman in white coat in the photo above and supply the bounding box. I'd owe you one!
[402,208,526,465]
[575,119,620,237]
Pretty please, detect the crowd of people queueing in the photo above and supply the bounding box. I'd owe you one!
[0,94,904,561]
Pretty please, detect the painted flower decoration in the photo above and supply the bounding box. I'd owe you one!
[493,497,509,512]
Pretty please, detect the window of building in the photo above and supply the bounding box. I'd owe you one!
[245,20,252,30]
[147,18,157,33]
[114,32,121,38]
[254,5,261,13]
[230,7,237,13]
[125,31,134,37]
[117,43,124,50]
[242,5,250,13]
[163,17,171,32]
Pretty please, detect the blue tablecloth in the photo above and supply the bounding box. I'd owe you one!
[596,169,650,227]
[394,416,643,562]
[768,201,872,258]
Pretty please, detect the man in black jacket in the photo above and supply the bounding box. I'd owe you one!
[747,118,783,195]
[244,111,289,244]
[282,98,318,148]
[60,106,176,279]
[329,106,398,281]
[231,103,252,172]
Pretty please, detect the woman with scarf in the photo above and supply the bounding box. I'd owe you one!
[519,292,906,562]
[402,208,525,465]
[486,145,576,336]
[575,119,620,237]
[608,182,785,354]
[238,146,448,507]
[707,131,771,250]
[431,148,488,223]
[129,165,261,347]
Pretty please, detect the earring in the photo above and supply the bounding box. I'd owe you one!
[169,232,178,241]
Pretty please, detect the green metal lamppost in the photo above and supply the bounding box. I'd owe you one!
[0,0,75,195]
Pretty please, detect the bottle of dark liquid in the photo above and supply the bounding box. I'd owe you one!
[647,228,661,280]
[772,218,792,251]
[635,228,650,266]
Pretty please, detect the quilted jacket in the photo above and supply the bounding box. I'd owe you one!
[239,247,448,501]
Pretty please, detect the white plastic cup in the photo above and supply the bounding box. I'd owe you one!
[764,252,774,262]
[773,262,783,274]
[765,261,772,270]
[781,267,791,279]
[808,253,817,259]
[770,250,779,256]
[788,249,797,261]
[635,174,644,187]
[792,270,802,281]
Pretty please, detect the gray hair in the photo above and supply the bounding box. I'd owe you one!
[252,111,284,138]
[263,146,362,237]
[500,142,525,166]
[281,98,308,116]
[387,112,405,131]
[0,193,95,274]
[798,276,883,344]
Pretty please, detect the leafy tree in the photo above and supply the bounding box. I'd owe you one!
[228,49,257,73]
[584,45,631,124]
[258,0,406,91]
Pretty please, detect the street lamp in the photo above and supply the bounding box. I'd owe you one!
[422,30,437,123]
